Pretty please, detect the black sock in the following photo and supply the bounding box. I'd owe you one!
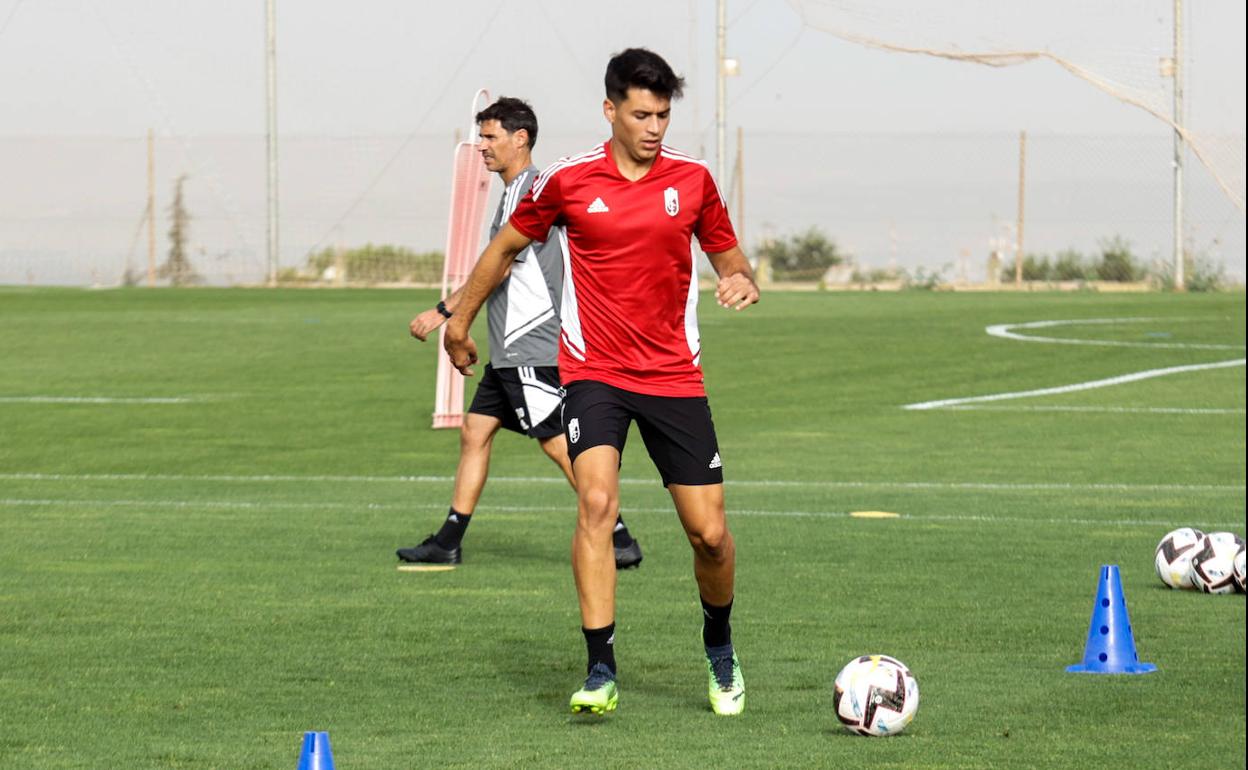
[612,515,633,548]
[434,507,471,549]
[583,623,617,676]
[701,596,733,649]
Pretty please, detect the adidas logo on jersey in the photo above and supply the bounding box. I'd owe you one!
[586,197,610,214]
[708,452,722,469]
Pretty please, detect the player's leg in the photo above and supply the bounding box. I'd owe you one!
[669,483,735,606]
[567,445,623,714]
[671,484,744,715]
[536,432,643,569]
[524,364,643,569]
[571,445,622,630]
[562,381,631,714]
[397,364,516,564]
[637,395,744,715]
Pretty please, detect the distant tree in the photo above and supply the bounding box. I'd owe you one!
[303,244,444,284]
[158,175,200,286]
[1052,248,1091,281]
[755,227,845,281]
[1004,253,1054,283]
[1003,239,1148,284]
[1094,236,1142,282]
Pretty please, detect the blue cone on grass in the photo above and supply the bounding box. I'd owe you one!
[296,731,335,770]
[1066,564,1157,674]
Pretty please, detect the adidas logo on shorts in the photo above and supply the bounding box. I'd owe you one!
[708,452,722,470]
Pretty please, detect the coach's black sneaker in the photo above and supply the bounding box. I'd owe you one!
[396,535,461,564]
[614,537,643,570]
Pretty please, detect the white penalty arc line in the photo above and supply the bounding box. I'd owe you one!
[906,318,1246,411]
[941,405,1245,415]
[0,497,1241,529]
[985,318,1246,350]
[904,358,1247,411]
[0,472,1242,493]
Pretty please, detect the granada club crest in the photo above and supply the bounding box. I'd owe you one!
[664,187,679,217]
[568,418,580,444]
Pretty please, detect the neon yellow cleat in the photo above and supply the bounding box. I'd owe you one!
[570,663,618,715]
[706,649,745,716]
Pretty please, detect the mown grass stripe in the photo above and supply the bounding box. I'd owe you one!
[2,497,1241,529]
[1,472,1241,492]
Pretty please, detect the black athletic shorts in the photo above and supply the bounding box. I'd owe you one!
[561,379,723,487]
[468,363,563,439]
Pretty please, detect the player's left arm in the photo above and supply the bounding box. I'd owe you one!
[707,246,760,311]
[697,165,759,311]
[443,223,533,375]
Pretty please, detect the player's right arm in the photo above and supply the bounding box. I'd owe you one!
[409,262,514,342]
[443,223,532,375]
[443,157,564,365]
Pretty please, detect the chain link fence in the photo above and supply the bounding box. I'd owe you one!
[1,129,1242,287]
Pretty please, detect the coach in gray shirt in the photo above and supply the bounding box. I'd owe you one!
[397,96,642,569]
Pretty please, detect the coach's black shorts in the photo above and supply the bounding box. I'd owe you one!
[468,363,563,439]
[561,380,723,487]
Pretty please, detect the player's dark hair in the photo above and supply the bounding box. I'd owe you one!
[604,48,686,104]
[476,96,538,149]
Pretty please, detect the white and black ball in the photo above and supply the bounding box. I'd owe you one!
[1154,527,1205,589]
[833,655,919,737]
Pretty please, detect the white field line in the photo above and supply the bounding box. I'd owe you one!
[0,396,198,404]
[1,497,1241,529]
[906,318,1247,411]
[985,318,1246,350]
[904,358,1246,410]
[943,405,1245,415]
[0,472,1242,493]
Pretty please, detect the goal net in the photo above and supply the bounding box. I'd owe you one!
[787,0,1245,215]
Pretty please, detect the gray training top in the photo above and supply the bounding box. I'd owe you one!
[485,164,563,368]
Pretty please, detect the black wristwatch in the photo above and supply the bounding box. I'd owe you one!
[436,300,453,319]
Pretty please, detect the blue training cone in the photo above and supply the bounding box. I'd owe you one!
[296,731,335,770]
[1066,564,1157,674]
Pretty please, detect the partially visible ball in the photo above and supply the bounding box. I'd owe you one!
[1188,532,1244,594]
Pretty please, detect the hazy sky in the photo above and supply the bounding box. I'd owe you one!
[1,1,1243,284]
[2,0,1242,142]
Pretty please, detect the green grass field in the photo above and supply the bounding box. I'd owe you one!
[1,287,1244,769]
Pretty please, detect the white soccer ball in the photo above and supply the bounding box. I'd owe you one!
[833,654,919,736]
[1188,532,1245,595]
[1154,527,1205,589]
[1233,546,1246,594]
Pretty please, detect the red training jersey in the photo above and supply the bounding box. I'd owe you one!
[508,141,738,397]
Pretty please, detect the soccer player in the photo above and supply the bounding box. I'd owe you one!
[397,96,643,570]
[442,51,760,716]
